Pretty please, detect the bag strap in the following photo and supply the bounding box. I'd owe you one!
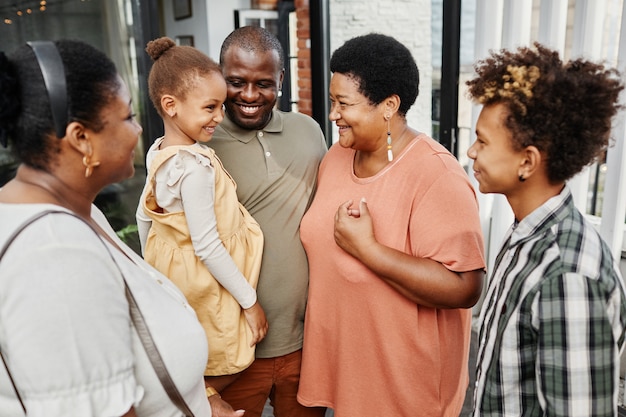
[0,209,195,417]
[0,349,25,414]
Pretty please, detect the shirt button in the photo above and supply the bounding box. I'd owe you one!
[157,279,163,285]
[258,131,264,137]
[265,151,271,157]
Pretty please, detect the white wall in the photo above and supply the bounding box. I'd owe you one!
[206,0,251,61]
[329,0,433,139]
[161,0,250,60]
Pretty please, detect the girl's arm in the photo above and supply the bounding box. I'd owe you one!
[177,151,267,343]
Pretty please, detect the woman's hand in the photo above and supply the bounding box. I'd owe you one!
[334,198,377,260]
[208,394,245,417]
[334,198,484,309]
[243,301,268,346]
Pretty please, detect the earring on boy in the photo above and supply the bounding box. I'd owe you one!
[386,115,393,162]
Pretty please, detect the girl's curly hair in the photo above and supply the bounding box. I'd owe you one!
[467,42,624,183]
[146,37,222,118]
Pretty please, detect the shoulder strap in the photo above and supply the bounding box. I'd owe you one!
[0,209,60,414]
[0,210,61,260]
[146,144,179,181]
[0,349,24,414]
[0,209,195,416]
[147,144,217,181]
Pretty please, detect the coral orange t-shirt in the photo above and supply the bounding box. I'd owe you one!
[298,134,485,417]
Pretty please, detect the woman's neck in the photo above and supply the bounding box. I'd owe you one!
[354,125,417,178]
[5,164,93,219]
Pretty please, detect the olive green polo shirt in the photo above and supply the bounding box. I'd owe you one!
[208,110,327,358]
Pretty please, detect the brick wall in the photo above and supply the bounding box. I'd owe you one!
[294,0,312,116]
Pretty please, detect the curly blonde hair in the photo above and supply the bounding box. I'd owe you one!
[479,64,540,116]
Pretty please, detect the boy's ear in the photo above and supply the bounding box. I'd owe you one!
[519,145,542,180]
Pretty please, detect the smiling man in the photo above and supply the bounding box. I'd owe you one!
[206,26,328,417]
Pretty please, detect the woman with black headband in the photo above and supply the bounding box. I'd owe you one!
[0,40,212,416]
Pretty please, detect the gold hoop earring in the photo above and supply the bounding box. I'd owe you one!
[82,146,101,178]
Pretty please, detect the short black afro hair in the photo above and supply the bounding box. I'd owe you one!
[330,33,419,117]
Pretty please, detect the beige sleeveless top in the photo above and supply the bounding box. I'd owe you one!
[142,143,263,375]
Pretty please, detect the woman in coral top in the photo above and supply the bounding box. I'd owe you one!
[297,33,486,417]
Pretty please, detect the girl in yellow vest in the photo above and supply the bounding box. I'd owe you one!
[136,37,266,414]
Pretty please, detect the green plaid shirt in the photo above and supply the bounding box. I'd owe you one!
[474,187,626,417]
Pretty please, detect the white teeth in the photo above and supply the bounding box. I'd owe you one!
[240,105,259,115]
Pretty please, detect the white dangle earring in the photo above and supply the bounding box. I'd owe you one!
[386,116,393,162]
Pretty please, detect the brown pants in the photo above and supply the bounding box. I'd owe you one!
[219,349,327,417]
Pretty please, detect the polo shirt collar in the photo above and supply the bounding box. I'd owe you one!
[219,109,284,143]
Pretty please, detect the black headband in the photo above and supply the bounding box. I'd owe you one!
[27,41,68,138]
